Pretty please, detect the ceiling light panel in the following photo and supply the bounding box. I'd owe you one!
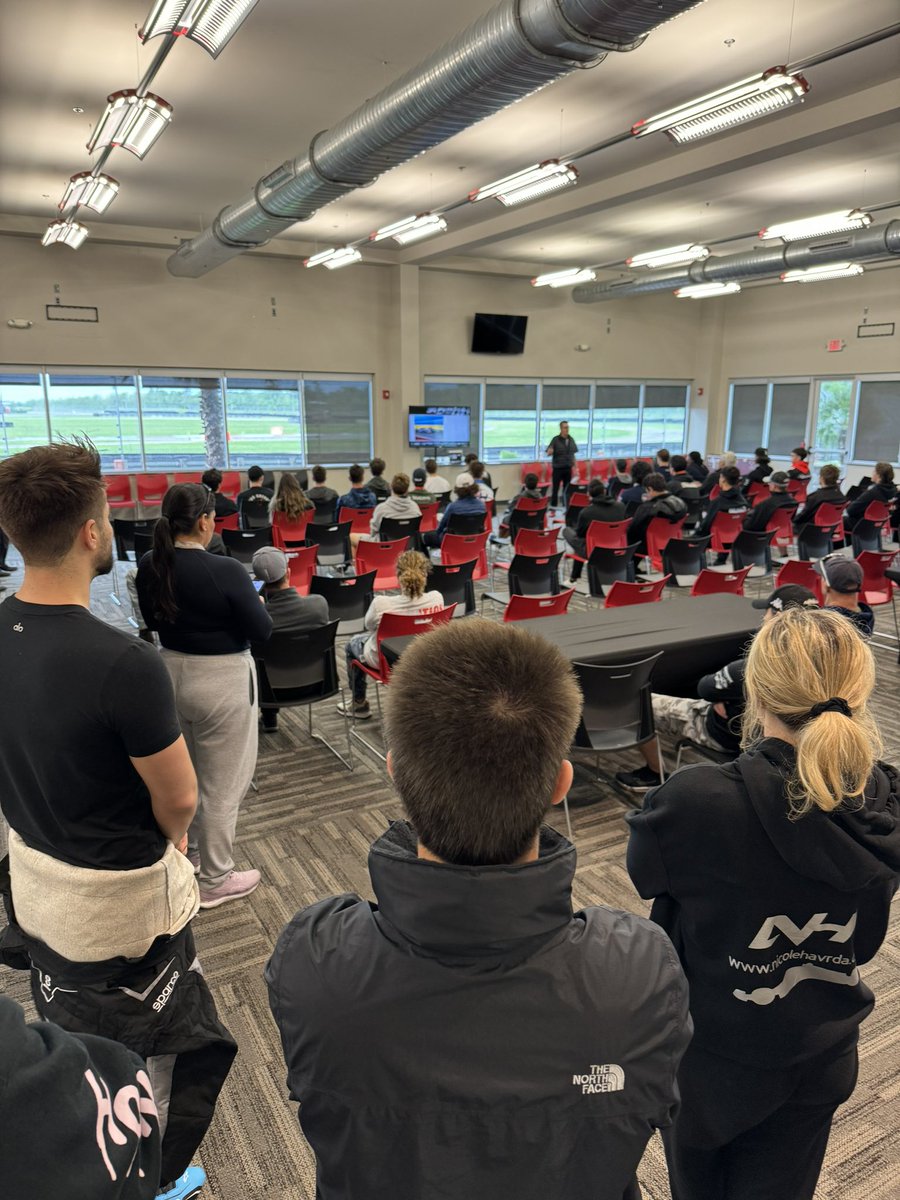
[531,268,596,288]
[469,161,578,207]
[87,91,173,159]
[759,209,873,241]
[675,281,741,299]
[59,172,119,214]
[304,247,362,270]
[42,220,89,249]
[627,243,709,269]
[370,213,447,245]
[140,0,259,57]
[781,263,864,283]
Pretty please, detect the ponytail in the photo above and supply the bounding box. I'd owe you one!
[143,483,214,624]
[397,550,430,600]
[792,708,878,816]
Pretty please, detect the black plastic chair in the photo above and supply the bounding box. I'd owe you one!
[252,621,352,770]
[797,523,838,561]
[311,496,338,525]
[507,550,563,596]
[680,492,704,529]
[507,508,544,539]
[446,511,487,536]
[729,529,775,574]
[586,545,638,599]
[433,490,452,512]
[239,497,272,530]
[113,517,159,561]
[221,527,274,564]
[132,531,155,564]
[571,652,666,815]
[429,560,477,616]
[261,471,276,491]
[305,519,352,566]
[379,514,422,551]
[851,518,887,556]
[661,535,710,586]
[309,570,376,633]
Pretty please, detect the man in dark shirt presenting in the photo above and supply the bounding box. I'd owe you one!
[0,442,235,1200]
[546,420,577,508]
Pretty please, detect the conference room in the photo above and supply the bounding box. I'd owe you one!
[1,1,899,1198]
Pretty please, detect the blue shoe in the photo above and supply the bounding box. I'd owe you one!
[156,1166,206,1200]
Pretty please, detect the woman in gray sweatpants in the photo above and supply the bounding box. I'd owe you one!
[135,482,273,909]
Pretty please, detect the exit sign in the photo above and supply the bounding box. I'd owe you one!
[827,338,845,352]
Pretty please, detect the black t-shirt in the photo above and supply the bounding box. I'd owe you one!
[0,596,181,869]
[237,486,273,517]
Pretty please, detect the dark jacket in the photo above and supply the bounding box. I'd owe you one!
[366,476,391,502]
[699,470,722,497]
[212,492,237,519]
[824,603,876,638]
[574,495,627,537]
[266,821,691,1200]
[696,659,746,752]
[608,472,632,499]
[627,492,687,551]
[264,585,329,634]
[433,494,485,542]
[744,460,771,485]
[686,460,708,483]
[742,490,797,532]
[792,485,846,529]
[627,741,900,1067]
[846,481,898,525]
[694,488,748,538]
[236,486,274,521]
[619,482,646,510]
[666,472,701,498]
[307,485,339,523]
[337,485,376,512]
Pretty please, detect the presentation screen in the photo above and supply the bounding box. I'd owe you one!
[408,406,471,447]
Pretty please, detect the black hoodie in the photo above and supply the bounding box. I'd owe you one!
[266,821,691,1200]
[627,740,900,1068]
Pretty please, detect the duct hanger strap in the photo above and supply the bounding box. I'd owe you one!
[211,207,271,249]
[518,0,703,57]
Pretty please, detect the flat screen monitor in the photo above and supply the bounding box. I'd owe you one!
[471,312,527,355]
[408,406,470,447]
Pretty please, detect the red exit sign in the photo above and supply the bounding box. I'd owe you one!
[826,338,845,352]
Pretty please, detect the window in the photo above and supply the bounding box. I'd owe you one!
[639,384,689,456]
[139,376,224,470]
[726,379,810,456]
[304,378,372,465]
[591,385,640,458]
[483,382,538,464]
[853,379,900,463]
[45,374,142,471]
[727,383,768,454]
[539,383,590,459]
[0,373,49,458]
[225,378,303,468]
[767,383,809,456]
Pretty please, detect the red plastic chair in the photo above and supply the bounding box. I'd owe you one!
[709,512,745,556]
[604,577,671,608]
[690,567,752,597]
[563,519,629,576]
[856,550,898,607]
[708,484,721,502]
[521,462,544,484]
[174,472,202,485]
[337,506,376,535]
[745,482,767,507]
[786,478,808,503]
[512,527,559,556]
[355,538,408,591]
[352,606,457,690]
[272,510,312,548]
[442,532,489,581]
[568,492,590,511]
[765,506,795,551]
[775,559,824,605]
[417,502,440,534]
[104,475,133,511]
[136,474,168,509]
[214,512,240,532]
[219,471,241,500]
[644,516,685,573]
[516,496,550,514]
[282,544,318,595]
[814,502,846,545]
[503,589,575,622]
[863,501,891,523]
[589,459,611,481]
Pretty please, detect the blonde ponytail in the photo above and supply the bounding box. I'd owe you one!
[743,608,881,817]
[397,549,430,600]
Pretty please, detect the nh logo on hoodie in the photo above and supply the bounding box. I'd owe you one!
[748,911,857,951]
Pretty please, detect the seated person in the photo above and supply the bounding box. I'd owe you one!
[306,465,339,523]
[351,473,422,555]
[236,465,273,525]
[336,551,444,721]
[626,472,687,561]
[468,459,494,503]
[498,472,543,536]
[337,464,376,515]
[409,467,434,507]
[744,447,772,486]
[563,478,626,581]
[619,460,652,512]
[787,445,811,481]
[607,458,631,499]
[251,546,330,732]
[366,457,390,502]
[270,472,313,528]
[742,470,797,531]
[267,619,691,1200]
[655,448,672,481]
[666,455,700,496]
[686,450,708,482]
[616,583,819,790]
[699,451,736,496]
[818,554,875,637]
[845,461,897,530]
[793,463,845,528]
[694,465,747,542]
[465,452,493,491]
[201,468,237,519]
[424,457,452,495]
[421,474,485,548]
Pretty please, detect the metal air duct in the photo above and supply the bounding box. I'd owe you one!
[167,0,705,277]
[572,221,900,301]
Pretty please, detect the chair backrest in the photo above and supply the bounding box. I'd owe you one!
[745,481,767,504]
[516,495,549,513]
[447,510,488,536]
[786,478,808,501]
[856,550,898,603]
[680,493,704,525]
[709,511,745,552]
[850,518,887,556]
[173,472,202,485]
[214,512,241,532]
[586,544,638,597]
[222,527,274,563]
[104,475,133,504]
[416,502,440,533]
[521,462,543,483]
[272,510,312,548]
[281,544,318,594]
[428,560,477,616]
[132,531,155,563]
[796,523,839,561]
[254,621,340,706]
[690,567,751,597]
[136,473,168,504]
[708,483,721,501]
[378,515,422,549]
[311,496,338,524]
[662,535,710,580]
[586,520,629,554]
[507,507,545,536]
[356,538,408,587]
[730,529,775,571]
[645,516,684,571]
[814,502,846,527]
[863,500,891,522]
[432,490,452,512]
[571,653,664,752]
[339,506,376,534]
[306,519,352,562]
[765,506,794,547]
[507,551,563,597]
[375,605,457,672]
[775,559,824,604]
[113,517,159,558]
[441,532,489,580]
[240,497,273,530]
[504,589,575,622]
[309,570,376,621]
[219,471,241,499]
[513,527,559,556]
[604,577,670,607]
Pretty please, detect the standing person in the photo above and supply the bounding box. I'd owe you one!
[236,465,273,526]
[200,468,237,519]
[306,465,339,523]
[136,483,272,909]
[563,478,626,582]
[628,607,900,1200]
[366,457,390,502]
[845,461,897,531]
[0,442,235,1200]
[421,473,486,549]
[546,420,577,508]
[268,619,691,1200]
[424,457,452,495]
[792,463,845,529]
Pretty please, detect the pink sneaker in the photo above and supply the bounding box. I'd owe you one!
[199,869,261,909]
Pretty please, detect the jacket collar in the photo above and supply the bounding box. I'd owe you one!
[369,820,575,965]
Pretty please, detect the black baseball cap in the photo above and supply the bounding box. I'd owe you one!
[816,555,863,594]
[751,584,819,612]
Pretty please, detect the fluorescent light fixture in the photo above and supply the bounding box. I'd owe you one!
[41,220,89,249]
[304,246,362,270]
[632,67,809,143]
[140,0,259,57]
[531,267,597,288]
[370,212,448,245]
[469,160,578,207]
[675,281,741,299]
[59,171,119,214]
[87,91,173,159]
[781,262,864,284]
[627,243,709,269]
[759,209,873,241]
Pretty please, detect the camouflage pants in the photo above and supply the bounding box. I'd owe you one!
[651,695,726,751]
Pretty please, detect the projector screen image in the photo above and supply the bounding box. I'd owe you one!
[471,312,527,354]
[408,406,470,446]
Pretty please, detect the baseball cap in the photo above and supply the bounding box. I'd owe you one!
[751,584,819,612]
[455,471,475,490]
[767,470,789,486]
[412,467,426,486]
[817,554,863,594]
[252,546,288,583]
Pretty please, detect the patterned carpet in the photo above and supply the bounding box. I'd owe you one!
[1,546,899,1200]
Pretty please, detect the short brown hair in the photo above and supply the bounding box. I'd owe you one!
[385,621,582,865]
[312,465,327,484]
[349,464,364,484]
[370,457,386,477]
[819,464,839,488]
[0,440,106,566]
[391,473,410,497]
[644,472,667,492]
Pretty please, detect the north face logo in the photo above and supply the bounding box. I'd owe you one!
[748,912,857,951]
[572,1064,625,1094]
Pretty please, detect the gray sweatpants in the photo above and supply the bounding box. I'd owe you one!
[161,649,258,889]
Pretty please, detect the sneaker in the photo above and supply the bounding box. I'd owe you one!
[199,869,261,909]
[615,766,663,792]
[157,1166,206,1200]
[187,849,201,874]
[336,700,372,721]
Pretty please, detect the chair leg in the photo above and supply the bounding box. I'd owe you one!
[674,742,684,772]
[307,698,354,772]
[563,794,573,842]
[656,735,667,782]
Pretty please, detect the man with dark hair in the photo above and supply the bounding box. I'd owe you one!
[267,620,691,1200]
[306,465,339,523]
[546,419,578,508]
[563,478,626,581]
[742,470,797,532]
[627,472,687,561]
[366,457,390,502]
[465,452,494,490]
[608,458,632,499]
[424,457,452,494]
[655,449,672,480]
[694,465,748,541]
[468,459,494,502]
[200,467,237,519]
[236,464,273,525]
[337,464,376,512]
[793,463,845,529]
[666,455,698,497]
[619,460,652,511]
[0,442,234,1200]
[409,467,434,506]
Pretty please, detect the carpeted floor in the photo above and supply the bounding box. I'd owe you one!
[2,546,899,1199]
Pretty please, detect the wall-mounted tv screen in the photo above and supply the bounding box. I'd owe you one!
[471,312,527,355]
[408,406,471,447]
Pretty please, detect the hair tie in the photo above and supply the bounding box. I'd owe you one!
[807,697,852,720]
